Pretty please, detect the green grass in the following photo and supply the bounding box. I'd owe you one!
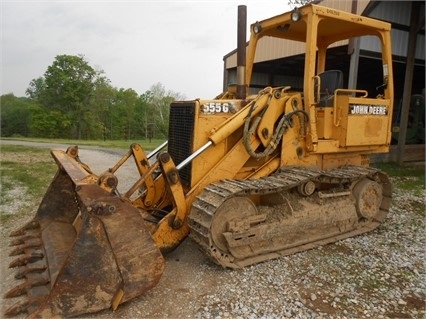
[1,160,55,196]
[0,145,57,223]
[374,162,425,219]
[373,162,425,192]
[374,162,425,179]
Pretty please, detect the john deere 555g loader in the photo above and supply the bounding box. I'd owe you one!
[5,4,393,317]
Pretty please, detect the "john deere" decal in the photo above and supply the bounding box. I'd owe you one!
[349,104,388,115]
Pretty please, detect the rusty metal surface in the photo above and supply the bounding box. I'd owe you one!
[5,154,165,318]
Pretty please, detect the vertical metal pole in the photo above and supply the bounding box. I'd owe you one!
[396,1,420,165]
[236,5,247,99]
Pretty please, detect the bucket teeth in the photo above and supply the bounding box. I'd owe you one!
[4,299,30,317]
[4,274,50,298]
[9,252,44,268]
[10,220,40,237]
[10,232,41,246]
[15,263,48,279]
[3,297,44,317]
[4,283,29,298]
[9,238,43,256]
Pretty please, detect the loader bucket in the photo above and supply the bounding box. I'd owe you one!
[4,148,165,318]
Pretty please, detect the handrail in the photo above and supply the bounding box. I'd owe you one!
[335,89,368,97]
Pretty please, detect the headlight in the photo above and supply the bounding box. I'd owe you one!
[291,9,301,22]
[253,21,262,34]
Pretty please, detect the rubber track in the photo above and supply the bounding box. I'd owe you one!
[188,165,391,268]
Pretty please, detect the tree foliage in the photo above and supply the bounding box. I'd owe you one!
[26,77,46,101]
[144,83,186,139]
[1,94,32,137]
[287,0,316,7]
[42,54,99,139]
[2,54,184,141]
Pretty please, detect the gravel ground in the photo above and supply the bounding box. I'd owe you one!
[1,141,425,319]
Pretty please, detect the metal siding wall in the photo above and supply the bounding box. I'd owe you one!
[391,29,409,57]
[251,72,270,85]
[320,0,351,12]
[254,37,306,63]
[248,73,304,94]
[273,74,304,88]
[368,1,411,25]
[225,54,237,69]
[227,69,237,85]
[416,34,425,61]
[367,1,425,60]
[360,35,382,55]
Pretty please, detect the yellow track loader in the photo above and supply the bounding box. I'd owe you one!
[5,4,393,317]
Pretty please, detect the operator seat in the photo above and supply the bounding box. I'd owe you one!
[318,70,343,107]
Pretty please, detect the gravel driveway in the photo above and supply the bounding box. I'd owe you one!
[1,140,425,319]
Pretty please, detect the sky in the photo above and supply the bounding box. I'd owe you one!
[1,0,293,100]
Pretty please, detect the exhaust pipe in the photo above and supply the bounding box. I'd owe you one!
[236,5,247,99]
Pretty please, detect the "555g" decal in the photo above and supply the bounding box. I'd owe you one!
[201,102,235,114]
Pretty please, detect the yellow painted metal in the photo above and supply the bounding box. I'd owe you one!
[243,3,393,161]
[256,94,290,147]
[130,143,156,206]
[152,213,190,252]
[208,89,274,146]
[111,289,124,311]
[158,153,187,229]
[137,2,395,267]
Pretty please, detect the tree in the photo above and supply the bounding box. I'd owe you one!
[113,88,140,140]
[145,83,185,139]
[91,77,117,140]
[0,94,31,137]
[45,54,97,139]
[139,90,153,140]
[22,55,186,140]
[288,0,315,7]
[29,105,71,138]
[28,54,105,139]
[26,77,46,102]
